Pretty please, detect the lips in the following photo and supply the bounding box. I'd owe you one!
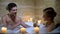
[12,12,17,16]
[14,12,17,14]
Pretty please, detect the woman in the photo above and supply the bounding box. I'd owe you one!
[43,7,57,32]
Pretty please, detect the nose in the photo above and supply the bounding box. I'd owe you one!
[14,12,17,14]
[14,11,17,13]
[12,11,17,14]
[13,11,16,13]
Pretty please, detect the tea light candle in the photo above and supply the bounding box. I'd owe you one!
[1,27,7,33]
[20,28,26,34]
[30,18,33,22]
[34,27,40,34]
[28,19,30,22]
[38,20,41,24]
[37,20,41,26]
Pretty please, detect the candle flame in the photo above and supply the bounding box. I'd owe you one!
[38,20,41,23]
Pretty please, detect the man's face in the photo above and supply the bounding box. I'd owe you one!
[10,7,17,15]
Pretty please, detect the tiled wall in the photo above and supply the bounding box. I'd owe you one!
[0,0,60,24]
[55,0,60,24]
[0,0,35,22]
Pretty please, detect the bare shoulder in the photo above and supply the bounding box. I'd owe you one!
[2,14,8,24]
[2,14,8,19]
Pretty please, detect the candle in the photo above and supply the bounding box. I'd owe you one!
[28,19,30,22]
[38,20,41,24]
[27,18,33,22]
[1,27,7,33]
[37,20,41,27]
[34,27,40,34]
[30,18,33,22]
[20,28,26,34]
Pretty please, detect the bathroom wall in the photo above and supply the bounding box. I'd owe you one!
[0,0,60,24]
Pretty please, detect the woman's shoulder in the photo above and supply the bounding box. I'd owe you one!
[55,23,60,28]
[51,23,60,32]
[51,26,60,33]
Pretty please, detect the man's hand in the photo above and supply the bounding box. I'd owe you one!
[20,21,31,28]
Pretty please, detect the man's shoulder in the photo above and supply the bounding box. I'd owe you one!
[2,14,8,19]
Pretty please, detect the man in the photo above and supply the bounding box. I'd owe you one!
[2,3,30,29]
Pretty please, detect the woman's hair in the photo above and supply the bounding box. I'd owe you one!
[43,7,57,20]
[6,3,17,11]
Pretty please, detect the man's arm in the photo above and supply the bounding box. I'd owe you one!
[11,18,31,29]
[20,20,31,28]
[10,18,22,29]
[2,16,13,29]
[11,21,21,29]
[2,16,7,27]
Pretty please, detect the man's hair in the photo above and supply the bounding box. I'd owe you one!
[43,7,57,20]
[6,3,17,11]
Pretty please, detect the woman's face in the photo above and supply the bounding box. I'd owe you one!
[43,12,49,21]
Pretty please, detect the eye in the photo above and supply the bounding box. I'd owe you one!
[12,9,17,11]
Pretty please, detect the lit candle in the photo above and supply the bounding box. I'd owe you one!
[30,18,33,22]
[28,19,30,22]
[1,27,7,33]
[38,20,41,24]
[20,28,26,34]
[37,20,41,26]
[34,27,40,34]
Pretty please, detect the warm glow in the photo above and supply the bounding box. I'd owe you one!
[41,18,44,24]
[20,28,26,33]
[30,18,33,21]
[28,19,30,22]
[28,18,33,22]
[34,27,40,33]
[22,16,33,22]
[33,19,37,23]
[1,27,7,33]
[38,20,41,24]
